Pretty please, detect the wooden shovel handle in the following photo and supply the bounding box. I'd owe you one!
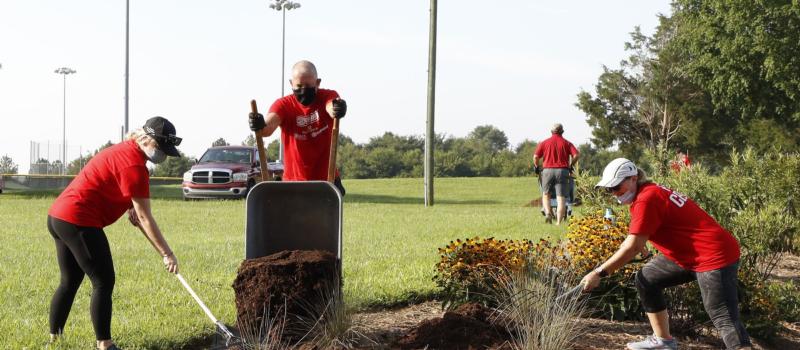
[327,117,340,182]
[251,100,272,182]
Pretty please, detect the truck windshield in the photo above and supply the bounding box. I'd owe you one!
[199,149,252,164]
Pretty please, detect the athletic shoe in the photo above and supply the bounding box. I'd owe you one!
[544,214,553,224]
[626,335,678,350]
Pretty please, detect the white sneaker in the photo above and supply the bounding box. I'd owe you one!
[626,335,678,350]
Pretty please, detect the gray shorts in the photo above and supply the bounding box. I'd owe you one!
[635,255,751,349]
[540,168,570,197]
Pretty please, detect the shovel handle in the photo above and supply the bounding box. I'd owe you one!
[251,100,272,182]
[327,117,340,182]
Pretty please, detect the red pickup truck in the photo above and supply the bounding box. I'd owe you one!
[181,145,282,200]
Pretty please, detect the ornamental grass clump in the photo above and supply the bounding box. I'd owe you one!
[493,258,589,350]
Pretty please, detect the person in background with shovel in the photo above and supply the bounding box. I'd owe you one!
[249,60,347,194]
[46,117,181,350]
[580,158,751,350]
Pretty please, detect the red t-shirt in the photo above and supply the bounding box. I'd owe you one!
[629,183,740,272]
[49,139,150,228]
[269,89,340,181]
[534,134,578,168]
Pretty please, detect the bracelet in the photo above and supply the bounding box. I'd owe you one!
[162,251,173,258]
[594,267,609,278]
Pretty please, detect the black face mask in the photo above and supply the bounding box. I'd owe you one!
[293,86,317,106]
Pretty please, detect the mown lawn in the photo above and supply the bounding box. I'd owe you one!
[0,177,573,349]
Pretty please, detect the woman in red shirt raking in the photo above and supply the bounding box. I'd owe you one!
[47,117,182,350]
[580,158,752,350]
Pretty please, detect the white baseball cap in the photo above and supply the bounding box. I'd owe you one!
[595,158,638,188]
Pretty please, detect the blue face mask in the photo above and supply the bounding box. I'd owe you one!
[615,182,637,204]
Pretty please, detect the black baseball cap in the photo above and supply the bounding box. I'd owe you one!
[143,116,181,156]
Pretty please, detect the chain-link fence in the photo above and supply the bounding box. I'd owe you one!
[28,140,92,175]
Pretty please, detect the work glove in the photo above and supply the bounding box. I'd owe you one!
[533,165,541,175]
[331,98,347,119]
[249,112,266,132]
[163,252,179,274]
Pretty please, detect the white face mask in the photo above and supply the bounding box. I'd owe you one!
[615,181,638,204]
[144,145,167,164]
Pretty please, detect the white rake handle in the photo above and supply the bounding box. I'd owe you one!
[176,273,219,324]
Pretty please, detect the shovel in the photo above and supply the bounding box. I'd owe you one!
[251,99,272,183]
[176,273,237,346]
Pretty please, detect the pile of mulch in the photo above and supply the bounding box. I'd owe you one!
[231,249,338,340]
[394,302,511,349]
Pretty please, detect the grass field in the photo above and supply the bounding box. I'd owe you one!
[0,177,573,349]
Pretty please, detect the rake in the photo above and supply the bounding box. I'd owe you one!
[176,273,237,346]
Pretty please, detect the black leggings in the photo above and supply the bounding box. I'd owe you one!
[47,215,115,340]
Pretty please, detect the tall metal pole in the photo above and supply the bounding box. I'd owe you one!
[279,6,286,163]
[55,67,76,175]
[424,0,438,207]
[62,73,67,175]
[124,0,130,135]
[281,7,286,97]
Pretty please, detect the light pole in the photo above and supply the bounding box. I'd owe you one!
[55,67,77,175]
[124,0,130,135]
[268,0,300,163]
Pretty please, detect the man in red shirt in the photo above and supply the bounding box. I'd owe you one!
[47,117,181,350]
[249,60,347,195]
[581,158,751,350]
[533,123,579,224]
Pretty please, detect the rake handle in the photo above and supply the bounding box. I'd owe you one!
[176,273,235,342]
[176,273,219,324]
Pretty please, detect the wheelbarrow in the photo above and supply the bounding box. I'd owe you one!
[244,99,343,264]
[537,173,576,219]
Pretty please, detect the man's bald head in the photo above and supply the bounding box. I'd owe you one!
[290,60,320,89]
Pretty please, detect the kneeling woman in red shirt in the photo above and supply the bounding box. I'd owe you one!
[47,117,182,350]
[581,158,751,350]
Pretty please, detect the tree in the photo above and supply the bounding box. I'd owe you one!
[153,151,194,177]
[212,138,229,147]
[577,19,710,173]
[669,0,800,152]
[266,140,280,162]
[468,125,509,153]
[242,134,256,147]
[65,140,116,175]
[0,155,18,174]
[673,0,800,123]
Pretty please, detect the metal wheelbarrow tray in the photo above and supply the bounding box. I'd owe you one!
[244,181,343,263]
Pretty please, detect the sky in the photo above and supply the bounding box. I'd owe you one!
[0,0,672,174]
